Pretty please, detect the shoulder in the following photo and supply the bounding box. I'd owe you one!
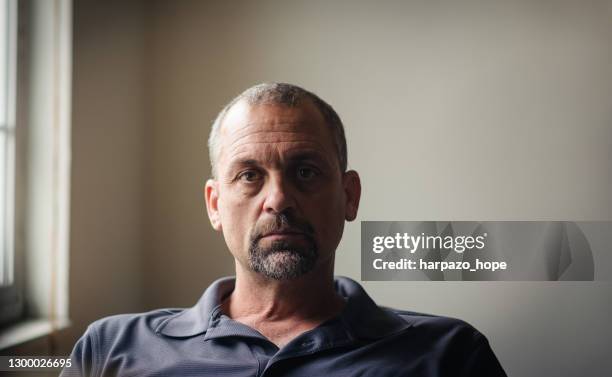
[86,308,183,343]
[334,276,488,348]
[383,306,488,347]
[63,309,186,377]
[80,308,185,359]
[379,308,507,376]
[398,308,483,336]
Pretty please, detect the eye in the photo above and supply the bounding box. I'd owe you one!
[296,166,319,181]
[237,170,261,183]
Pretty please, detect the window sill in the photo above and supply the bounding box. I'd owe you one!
[0,318,70,350]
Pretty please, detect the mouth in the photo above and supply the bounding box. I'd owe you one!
[256,225,314,243]
[260,230,306,240]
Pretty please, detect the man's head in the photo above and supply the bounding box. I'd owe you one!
[208,83,348,178]
[204,83,361,280]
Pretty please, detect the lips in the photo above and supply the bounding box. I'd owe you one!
[261,230,305,238]
[256,226,312,243]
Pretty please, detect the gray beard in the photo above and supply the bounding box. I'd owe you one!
[248,239,318,280]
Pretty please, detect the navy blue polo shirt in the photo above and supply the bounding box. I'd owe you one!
[61,276,506,377]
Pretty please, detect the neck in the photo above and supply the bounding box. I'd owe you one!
[226,262,343,320]
[221,262,346,346]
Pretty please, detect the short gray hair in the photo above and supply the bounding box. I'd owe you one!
[208,83,347,178]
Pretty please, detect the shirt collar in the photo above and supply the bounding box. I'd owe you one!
[334,277,412,340]
[155,276,411,340]
[155,276,235,338]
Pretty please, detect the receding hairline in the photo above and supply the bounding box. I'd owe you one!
[216,97,327,136]
[208,83,348,178]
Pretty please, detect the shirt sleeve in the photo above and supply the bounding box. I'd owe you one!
[60,325,99,377]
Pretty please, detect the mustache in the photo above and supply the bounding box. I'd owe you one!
[251,213,315,241]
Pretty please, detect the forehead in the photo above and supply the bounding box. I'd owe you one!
[217,100,336,169]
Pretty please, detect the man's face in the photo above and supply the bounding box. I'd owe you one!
[205,100,360,280]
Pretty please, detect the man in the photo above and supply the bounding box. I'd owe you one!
[63,83,507,376]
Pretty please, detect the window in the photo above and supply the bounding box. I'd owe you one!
[0,0,72,349]
[0,0,19,327]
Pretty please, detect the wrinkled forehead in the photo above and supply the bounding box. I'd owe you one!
[216,100,337,170]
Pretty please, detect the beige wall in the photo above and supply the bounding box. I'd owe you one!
[62,0,147,351]
[35,0,612,375]
[143,2,612,376]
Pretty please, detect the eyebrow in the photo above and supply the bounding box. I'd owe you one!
[226,151,331,173]
[227,158,259,173]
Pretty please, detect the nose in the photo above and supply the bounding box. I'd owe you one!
[262,173,296,215]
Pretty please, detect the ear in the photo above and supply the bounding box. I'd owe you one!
[342,170,361,221]
[205,179,223,231]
